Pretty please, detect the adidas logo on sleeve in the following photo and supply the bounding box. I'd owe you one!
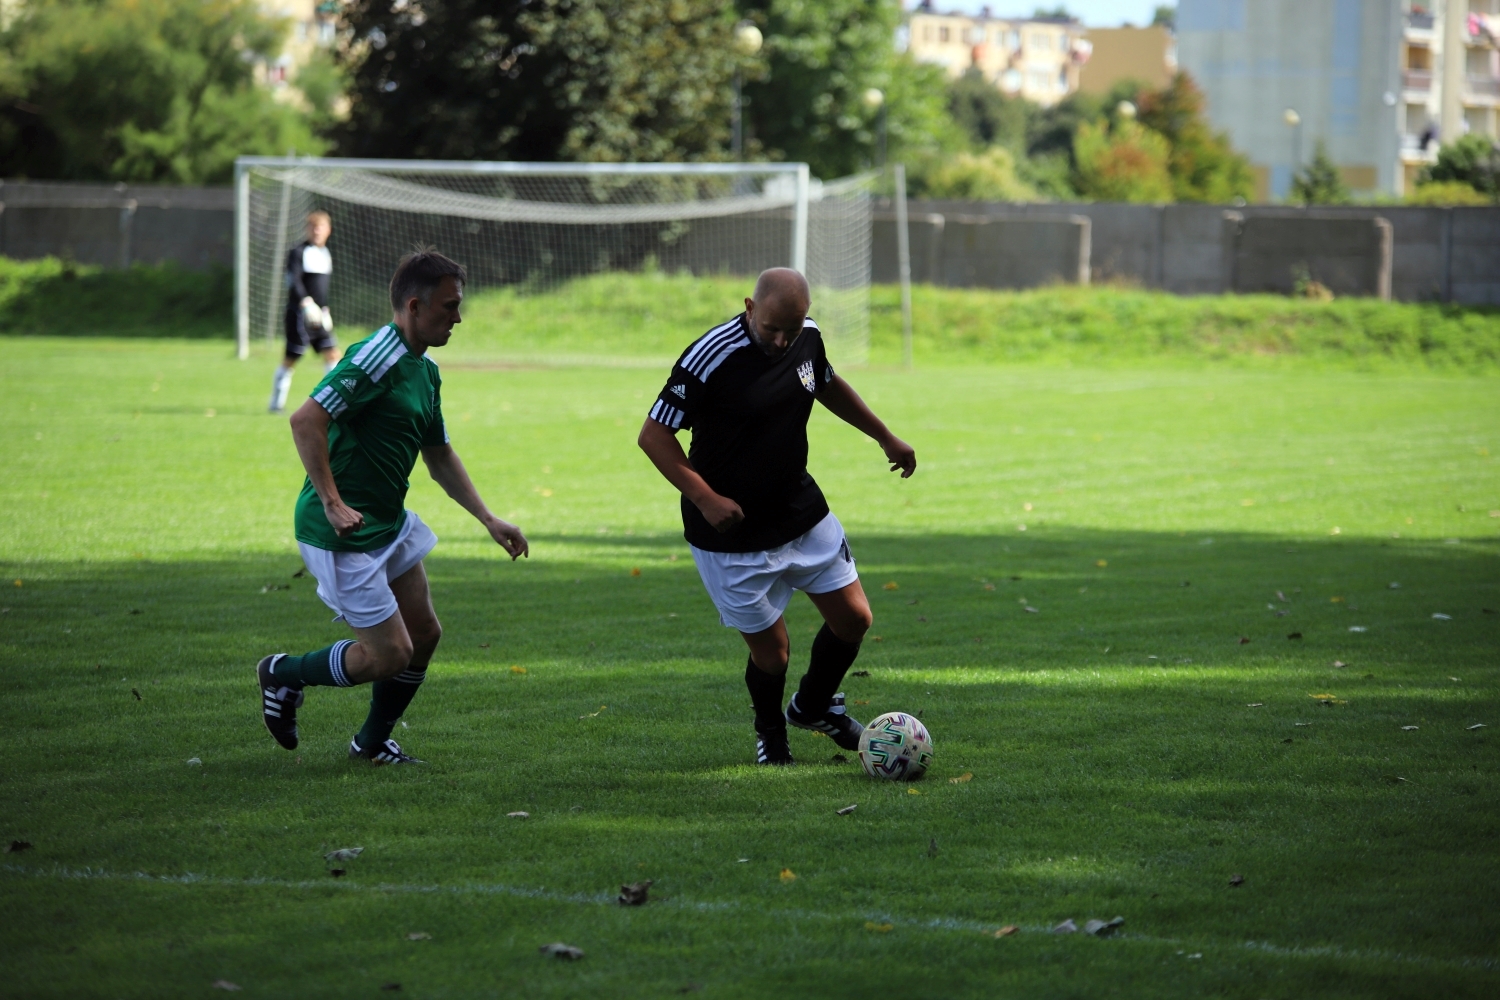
[670,383,687,398]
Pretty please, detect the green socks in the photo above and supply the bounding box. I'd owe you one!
[272,640,354,688]
[355,665,427,750]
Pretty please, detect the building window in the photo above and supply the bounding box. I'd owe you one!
[1006,29,1020,50]
[939,25,950,43]
[1028,69,1050,91]
[1058,66,1069,90]
[1031,32,1052,50]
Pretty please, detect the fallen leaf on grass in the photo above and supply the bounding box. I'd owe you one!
[507,811,529,819]
[1349,626,1367,633]
[1287,632,1303,640]
[1276,590,1288,602]
[1096,559,1108,567]
[865,922,894,932]
[1281,738,1293,743]
[882,582,899,591]
[871,636,884,643]
[1333,660,1347,668]
[852,699,870,705]
[128,608,142,615]
[906,788,923,796]
[1467,723,1487,730]
[983,583,995,591]
[478,643,490,648]
[325,847,363,862]
[836,804,858,815]
[510,666,527,674]
[1310,693,1348,706]
[1085,917,1125,936]
[1023,606,1039,614]
[131,688,141,701]
[292,567,306,579]
[539,942,584,960]
[406,932,432,941]
[1432,613,1452,620]
[1229,874,1245,887]
[329,869,346,877]
[6,841,32,853]
[210,981,241,992]
[851,670,869,677]
[779,868,797,882]
[928,838,939,857]
[950,772,973,784]
[1246,703,1264,708]
[916,615,928,622]
[1295,722,1313,727]
[1450,676,1461,682]
[1331,596,1344,603]
[630,568,641,577]
[1402,726,1419,731]
[186,757,201,766]
[1052,919,1078,934]
[618,880,652,906]
[676,984,702,994]
[1238,637,1251,644]
[578,706,606,718]
[380,984,401,992]
[1388,581,1400,589]
[994,925,1019,937]
[1382,775,1410,784]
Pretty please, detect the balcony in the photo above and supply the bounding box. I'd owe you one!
[1404,69,1433,91]
[1469,75,1500,98]
[1406,9,1435,37]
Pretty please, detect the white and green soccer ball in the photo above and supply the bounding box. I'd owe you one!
[858,711,934,780]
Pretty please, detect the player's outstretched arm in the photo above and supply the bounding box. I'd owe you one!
[637,419,745,532]
[816,375,917,478]
[289,399,366,537]
[420,444,529,559]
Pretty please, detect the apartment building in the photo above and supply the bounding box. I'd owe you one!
[1177,0,1500,199]
[904,3,1091,107]
[255,0,342,95]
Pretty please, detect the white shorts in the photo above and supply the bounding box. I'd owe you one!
[691,512,859,634]
[298,511,438,628]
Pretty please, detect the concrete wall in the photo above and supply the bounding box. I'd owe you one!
[1226,213,1393,298]
[873,198,1500,303]
[0,181,233,270]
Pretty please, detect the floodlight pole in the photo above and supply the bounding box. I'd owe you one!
[234,162,250,360]
[791,163,810,274]
[894,162,913,370]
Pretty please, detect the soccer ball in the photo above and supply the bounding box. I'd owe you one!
[858,712,934,780]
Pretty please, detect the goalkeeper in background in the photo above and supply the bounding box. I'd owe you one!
[269,210,341,413]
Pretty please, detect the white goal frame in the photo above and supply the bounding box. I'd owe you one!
[232,157,816,361]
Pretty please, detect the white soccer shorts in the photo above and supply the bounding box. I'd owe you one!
[691,512,860,634]
[298,511,438,629]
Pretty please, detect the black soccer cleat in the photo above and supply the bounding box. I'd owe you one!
[258,654,304,750]
[785,691,864,752]
[350,736,424,766]
[755,727,794,766]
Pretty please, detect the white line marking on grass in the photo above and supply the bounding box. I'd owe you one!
[6,863,1496,972]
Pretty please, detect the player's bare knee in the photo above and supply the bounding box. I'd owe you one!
[411,617,442,653]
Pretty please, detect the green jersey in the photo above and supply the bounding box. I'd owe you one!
[294,323,448,552]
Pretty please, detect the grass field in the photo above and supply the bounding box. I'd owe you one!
[2,312,1499,997]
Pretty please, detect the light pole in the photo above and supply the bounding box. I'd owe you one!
[1283,107,1303,175]
[863,87,886,167]
[732,21,763,160]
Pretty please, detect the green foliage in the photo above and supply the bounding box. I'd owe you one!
[905,146,1037,202]
[0,0,326,183]
[742,0,959,176]
[1406,179,1495,206]
[338,0,744,163]
[1072,119,1174,203]
[0,256,230,337]
[1419,133,1500,200]
[1290,142,1351,206]
[947,70,1029,152]
[1151,4,1176,29]
[0,338,1498,996]
[1135,73,1254,203]
[293,49,350,134]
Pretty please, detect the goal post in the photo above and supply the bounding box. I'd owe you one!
[234,157,873,366]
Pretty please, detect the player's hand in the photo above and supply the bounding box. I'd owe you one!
[320,306,333,333]
[696,492,745,533]
[323,499,365,537]
[301,296,321,327]
[485,516,529,560]
[881,434,917,478]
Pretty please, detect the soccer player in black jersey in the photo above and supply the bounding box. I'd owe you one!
[269,211,341,413]
[639,268,916,765]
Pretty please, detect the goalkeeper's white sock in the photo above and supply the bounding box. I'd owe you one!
[270,365,294,412]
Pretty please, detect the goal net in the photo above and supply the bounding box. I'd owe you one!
[235,158,873,366]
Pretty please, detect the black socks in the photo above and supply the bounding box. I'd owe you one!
[795,623,862,716]
[355,665,426,751]
[744,656,787,734]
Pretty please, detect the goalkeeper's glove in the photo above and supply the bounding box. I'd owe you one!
[320,306,333,333]
[300,296,322,328]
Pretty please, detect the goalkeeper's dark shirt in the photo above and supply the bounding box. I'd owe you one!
[649,313,836,553]
[285,240,331,310]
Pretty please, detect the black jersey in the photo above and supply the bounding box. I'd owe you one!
[284,240,332,310]
[649,313,837,553]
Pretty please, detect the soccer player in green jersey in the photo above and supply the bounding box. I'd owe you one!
[257,248,528,765]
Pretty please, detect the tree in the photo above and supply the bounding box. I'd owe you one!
[948,69,1031,152]
[1151,5,1175,30]
[1135,73,1252,202]
[1419,133,1500,200]
[1290,142,1350,205]
[1073,119,1173,203]
[337,0,744,163]
[907,146,1036,201]
[740,0,957,177]
[0,0,325,184]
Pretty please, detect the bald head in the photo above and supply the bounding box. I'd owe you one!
[744,268,810,358]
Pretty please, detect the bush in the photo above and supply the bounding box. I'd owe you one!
[0,257,230,337]
[1407,180,1494,206]
[1073,120,1174,203]
[908,146,1038,202]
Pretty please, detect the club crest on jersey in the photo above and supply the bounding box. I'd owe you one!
[669,383,687,398]
[797,360,816,393]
